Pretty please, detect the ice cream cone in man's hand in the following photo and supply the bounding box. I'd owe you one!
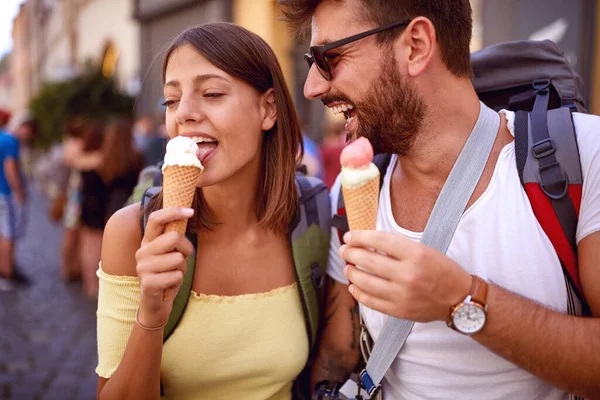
[340,137,380,232]
[161,136,204,300]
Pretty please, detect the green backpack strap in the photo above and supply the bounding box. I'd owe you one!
[163,249,196,340]
[291,175,331,349]
[140,187,197,397]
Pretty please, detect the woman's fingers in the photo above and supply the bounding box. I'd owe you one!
[136,230,194,261]
[139,270,185,298]
[142,207,194,244]
[136,252,187,275]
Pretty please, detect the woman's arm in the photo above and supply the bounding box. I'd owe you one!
[96,204,195,400]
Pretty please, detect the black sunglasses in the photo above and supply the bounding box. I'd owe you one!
[304,20,412,81]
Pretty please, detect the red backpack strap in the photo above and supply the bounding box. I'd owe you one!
[331,153,391,244]
[514,82,588,313]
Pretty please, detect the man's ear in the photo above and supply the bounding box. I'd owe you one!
[261,89,277,131]
[396,17,436,77]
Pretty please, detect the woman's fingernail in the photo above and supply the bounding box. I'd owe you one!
[183,208,194,216]
[348,284,355,294]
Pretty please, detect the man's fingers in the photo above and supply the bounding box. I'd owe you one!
[143,207,194,243]
[339,245,396,280]
[343,230,413,260]
[344,264,394,299]
[347,283,394,315]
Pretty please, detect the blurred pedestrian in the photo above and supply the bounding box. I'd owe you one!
[320,118,346,189]
[0,115,38,288]
[66,118,142,297]
[56,117,87,282]
[142,118,169,167]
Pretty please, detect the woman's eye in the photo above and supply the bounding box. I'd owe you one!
[161,99,179,108]
[204,93,224,98]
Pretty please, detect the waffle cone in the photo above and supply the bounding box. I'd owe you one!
[342,176,380,231]
[162,165,201,235]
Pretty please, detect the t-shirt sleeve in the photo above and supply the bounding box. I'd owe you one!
[574,113,600,243]
[326,174,350,285]
[4,136,19,160]
[95,265,141,379]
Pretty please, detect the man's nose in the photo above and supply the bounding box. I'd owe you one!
[303,65,331,100]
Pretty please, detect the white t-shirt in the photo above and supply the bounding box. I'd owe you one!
[327,110,600,400]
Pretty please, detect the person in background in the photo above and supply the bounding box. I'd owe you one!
[58,117,86,282]
[0,115,38,288]
[133,115,156,154]
[300,133,324,179]
[65,118,142,297]
[142,117,169,167]
[319,118,347,189]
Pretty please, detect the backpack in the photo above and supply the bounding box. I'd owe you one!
[137,170,331,399]
[332,39,590,316]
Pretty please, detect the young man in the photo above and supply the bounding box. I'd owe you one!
[280,1,600,399]
[0,117,37,286]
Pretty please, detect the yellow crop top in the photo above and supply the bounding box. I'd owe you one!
[96,268,309,400]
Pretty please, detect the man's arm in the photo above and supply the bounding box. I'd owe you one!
[341,230,600,399]
[310,277,361,390]
[472,231,600,399]
[3,158,26,204]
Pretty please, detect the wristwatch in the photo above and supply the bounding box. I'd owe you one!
[447,275,489,334]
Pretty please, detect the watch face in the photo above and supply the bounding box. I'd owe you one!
[452,302,486,334]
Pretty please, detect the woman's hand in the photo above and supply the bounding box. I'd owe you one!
[135,207,195,329]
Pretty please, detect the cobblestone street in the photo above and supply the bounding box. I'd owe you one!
[0,185,98,400]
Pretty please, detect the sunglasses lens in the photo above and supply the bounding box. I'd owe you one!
[309,49,332,80]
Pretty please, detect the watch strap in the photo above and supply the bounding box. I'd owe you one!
[470,275,488,306]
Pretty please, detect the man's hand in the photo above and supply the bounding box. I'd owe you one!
[340,230,471,322]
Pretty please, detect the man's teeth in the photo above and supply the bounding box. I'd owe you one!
[330,104,354,115]
[192,136,217,144]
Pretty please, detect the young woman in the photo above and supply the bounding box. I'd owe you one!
[67,118,142,297]
[96,23,310,399]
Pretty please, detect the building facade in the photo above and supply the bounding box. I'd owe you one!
[133,0,233,118]
[10,0,140,116]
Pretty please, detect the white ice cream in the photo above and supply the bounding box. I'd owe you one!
[162,136,204,172]
[341,163,379,188]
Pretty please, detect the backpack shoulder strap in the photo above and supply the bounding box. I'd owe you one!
[514,89,588,312]
[291,174,330,350]
[332,153,391,243]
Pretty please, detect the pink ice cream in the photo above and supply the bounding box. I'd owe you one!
[340,137,379,188]
[340,137,374,168]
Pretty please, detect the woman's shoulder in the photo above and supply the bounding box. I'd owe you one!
[101,203,143,277]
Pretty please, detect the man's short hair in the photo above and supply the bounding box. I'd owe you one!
[279,0,473,78]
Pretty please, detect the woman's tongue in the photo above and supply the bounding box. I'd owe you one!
[197,142,218,164]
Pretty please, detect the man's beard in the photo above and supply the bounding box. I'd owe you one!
[354,55,427,156]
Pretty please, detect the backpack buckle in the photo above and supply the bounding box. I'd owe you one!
[359,370,381,398]
[311,262,325,289]
[532,138,556,159]
[533,78,551,94]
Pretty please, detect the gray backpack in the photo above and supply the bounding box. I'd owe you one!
[472,39,589,316]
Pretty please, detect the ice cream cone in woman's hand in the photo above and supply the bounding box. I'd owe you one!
[161,136,203,300]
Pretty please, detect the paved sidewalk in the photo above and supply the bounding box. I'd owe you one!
[0,185,98,400]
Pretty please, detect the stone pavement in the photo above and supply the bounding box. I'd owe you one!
[0,185,98,400]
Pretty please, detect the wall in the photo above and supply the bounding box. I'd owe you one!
[135,0,229,117]
[77,0,140,94]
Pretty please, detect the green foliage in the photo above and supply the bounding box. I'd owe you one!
[28,63,134,149]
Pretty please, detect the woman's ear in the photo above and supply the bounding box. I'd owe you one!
[261,89,277,131]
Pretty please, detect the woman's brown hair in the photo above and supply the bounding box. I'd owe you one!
[98,117,142,184]
[152,22,303,234]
